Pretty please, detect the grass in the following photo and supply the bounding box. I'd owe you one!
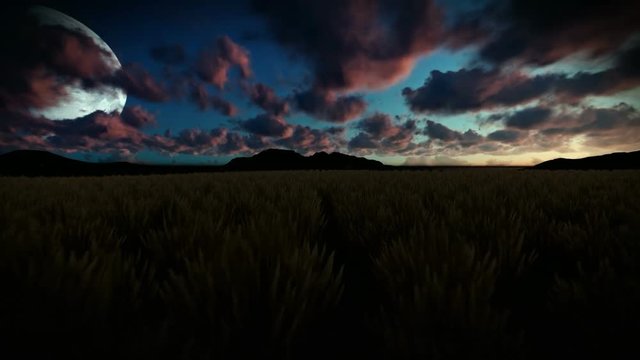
[0,169,639,359]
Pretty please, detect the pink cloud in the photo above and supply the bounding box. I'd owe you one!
[253,0,443,92]
[196,36,251,89]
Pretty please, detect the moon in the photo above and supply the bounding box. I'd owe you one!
[28,6,127,120]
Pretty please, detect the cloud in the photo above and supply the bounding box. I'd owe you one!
[409,102,640,159]
[0,110,149,154]
[44,27,116,81]
[293,88,366,122]
[326,126,346,136]
[0,13,117,113]
[423,120,484,147]
[251,0,458,122]
[196,36,251,89]
[1,104,339,158]
[404,155,470,166]
[503,107,552,129]
[145,127,250,156]
[348,133,378,150]
[348,113,417,153]
[0,109,56,135]
[617,43,640,77]
[111,63,170,102]
[251,0,443,92]
[538,103,640,149]
[52,111,144,144]
[380,119,418,152]
[190,83,237,116]
[460,0,640,66]
[245,83,289,116]
[121,106,156,128]
[217,132,250,154]
[482,103,640,150]
[357,113,402,139]
[487,129,524,143]
[239,113,293,137]
[424,120,463,141]
[173,128,228,148]
[150,44,186,65]
[0,66,67,113]
[208,96,238,117]
[403,53,640,114]
[275,125,343,154]
[147,127,259,156]
[244,134,272,151]
[402,68,508,113]
[0,107,225,156]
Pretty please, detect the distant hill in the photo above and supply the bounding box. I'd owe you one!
[224,149,386,170]
[533,150,640,170]
[0,150,221,176]
[0,149,386,176]
[0,150,97,176]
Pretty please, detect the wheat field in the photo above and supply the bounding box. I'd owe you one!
[1,170,639,359]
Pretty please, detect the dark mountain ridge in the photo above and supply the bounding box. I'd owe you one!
[224,149,386,170]
[0,150,221,176]
[533,150,640,170]
[0,148,386,176]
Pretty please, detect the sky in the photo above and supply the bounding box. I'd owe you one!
[1,0,639,166]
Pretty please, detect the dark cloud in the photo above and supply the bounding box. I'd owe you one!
[540,103,640,144]
[276,125,342,154]
[487,129,524,143]
[402,69,503,113]
[190,83,237,116]
[293,88,366,123]
[0,6,179,123]
[239,113,293,137]
[348,133,378,150]
[251,0,443,92]
[349,113,417,153]
[0,66,67,113]
[424,120,464,141]
[245,83,289,116]
[0,107,247,157]
[468,0,640,66]
[145,127,254,156]
[411,103,640,159]
[0,11,116,113]
[0,109,56,136]
[150,44,186,66]
[40,28,115,81]
[326,126,346,136]
[111,64,170,102]
[121,106,156,128]
[504,107,552,129]
[458,129,485,147]
[217,132,250,154]
[208,96,238,117]
[1,110,148,154]
[424,120,484,147]
[196,36,251,89]
[357,113,402,139]
[51,113,139,145]
[380,119,418,152]
[617,43,640,77]
[173,128,228,148]
[404,55,640,114]
[244,134,272,151]
[191,83,212,110]
[1,99,333,158]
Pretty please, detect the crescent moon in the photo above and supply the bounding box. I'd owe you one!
[28,6,127,120]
